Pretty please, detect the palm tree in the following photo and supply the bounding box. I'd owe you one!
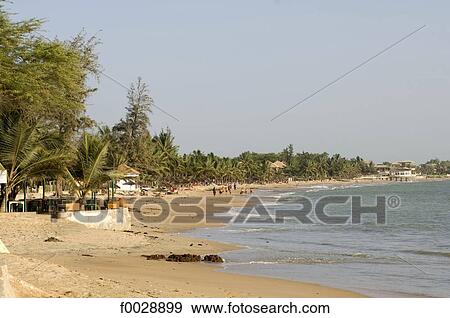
[65,132,112,206]
[0,112,67,211]
[187,150,206,182]
[153,128,178,158]
[152,128,179,184]
[305,160,319,180]
[198,155,217,182]
[98,125,128,171]
[230,159,244,182]
[238,152,258,182]
[216,158,234,183]
[261,160,273,183]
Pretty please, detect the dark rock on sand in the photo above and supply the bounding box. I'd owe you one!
[44,237,63,242]
[141,254,166,260]
[202,255,224,263]
[166,254,201,262]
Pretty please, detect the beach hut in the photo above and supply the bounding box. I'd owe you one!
[269,161,287,171]
[116,164,140,193]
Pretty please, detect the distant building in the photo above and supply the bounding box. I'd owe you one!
[373,161,418,181]
[375,164,391,176]
[389,161,417,181]
[116,164,140,193]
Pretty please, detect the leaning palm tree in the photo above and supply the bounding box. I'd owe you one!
[65,132,112,206]
[0,112,67,211]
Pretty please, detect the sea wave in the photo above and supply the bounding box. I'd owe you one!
[235,258,341,265]
[221,227,289,234]
[341,252,370,258]
[304,185,330,193]
[280,191,296,196]
[308,185,330,189]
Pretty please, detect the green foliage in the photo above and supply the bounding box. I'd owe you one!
[111,136,375,185]
[5,1,447,199]
[0,111,68,206]
[0,3,103,206]
[111,77,154,169]
[0,5,99,138]
[65,132,111,201]
[418,159,450,176]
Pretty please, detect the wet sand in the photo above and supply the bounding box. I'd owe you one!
[0,188,363,298]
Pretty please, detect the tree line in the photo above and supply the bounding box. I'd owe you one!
[0,4,448,210]
[418,159,450,176]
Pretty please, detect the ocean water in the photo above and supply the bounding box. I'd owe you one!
[189,180,450,297]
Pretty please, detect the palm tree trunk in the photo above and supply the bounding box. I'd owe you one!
[3,185,20,212]
[56,176,63,198]
[78,191,87,211]
[0,184,6,212]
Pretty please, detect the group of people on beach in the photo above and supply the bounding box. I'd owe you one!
[212,183,252,196]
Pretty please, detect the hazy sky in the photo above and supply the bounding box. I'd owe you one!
[10,0,450,163]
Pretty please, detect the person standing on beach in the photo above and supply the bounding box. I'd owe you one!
[212,187,216,196]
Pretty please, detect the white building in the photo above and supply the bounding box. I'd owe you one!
[116,164,140,193]
[390,161,417,181]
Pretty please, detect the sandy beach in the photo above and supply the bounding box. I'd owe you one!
[0,184,364,298]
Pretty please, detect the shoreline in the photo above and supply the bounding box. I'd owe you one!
[130,185,365,297]
[176,176,450,193]
[3,178,448,297]
[170,178,449,298]
[0,191,364,297]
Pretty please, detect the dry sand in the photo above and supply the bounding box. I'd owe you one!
[0,187,364,298]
